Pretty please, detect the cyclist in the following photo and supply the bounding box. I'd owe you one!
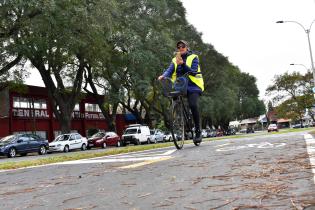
[158,40,204,143]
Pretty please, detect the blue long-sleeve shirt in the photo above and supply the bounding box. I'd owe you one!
[162,51,202,93]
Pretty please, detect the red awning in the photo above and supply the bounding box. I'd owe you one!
[277,118,291,123]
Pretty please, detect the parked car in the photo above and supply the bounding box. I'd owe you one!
[87,131,121,149]
[207,130,217,137]
[0,134,48,158]
[292,124,304,129]
[49,133,87,153]
[163,131,173,142]
[224,127,236,135]
[121,124,151,145]
[239,129,247,134]
[202,129,208,138]
[184,131,194,140]
[150,129,164,143]
[246,127,255,133]
[216,129,224,137]
[267,124,278,132]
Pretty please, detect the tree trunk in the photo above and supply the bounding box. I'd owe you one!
[30,55,84,134]
[59,115,72,134]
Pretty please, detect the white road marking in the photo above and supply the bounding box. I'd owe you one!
[55,149,177,165]
[214,143,232,148]
[112,149,176,158]
[216,141,286,152]
[0,148,177,172]
[304,134,315,184]
[58,156,172,165]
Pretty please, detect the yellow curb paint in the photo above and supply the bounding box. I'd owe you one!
[119,157,173,169]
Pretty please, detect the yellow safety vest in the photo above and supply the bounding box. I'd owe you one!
[171,54,204,91]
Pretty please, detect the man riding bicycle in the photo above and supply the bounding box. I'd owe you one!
[158,40,204,143]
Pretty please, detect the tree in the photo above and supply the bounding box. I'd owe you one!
[267,101,274,112]
[1,0,266,133]
[1,0,116,133]
[266,71,314,124]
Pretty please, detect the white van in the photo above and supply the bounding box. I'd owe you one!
[121,124,151,145]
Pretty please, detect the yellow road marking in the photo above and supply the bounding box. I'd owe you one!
[119,157,173,169]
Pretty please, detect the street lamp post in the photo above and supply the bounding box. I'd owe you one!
[277,20,315,91]
[290,63,309,71]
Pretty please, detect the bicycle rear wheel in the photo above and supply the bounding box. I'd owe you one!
[171,100,185,149]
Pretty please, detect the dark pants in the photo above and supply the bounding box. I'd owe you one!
[187,92,200,132]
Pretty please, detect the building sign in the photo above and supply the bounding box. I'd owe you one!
[85,112,105,120]
[12,108,50,118]
[13,109,105,120]
[72,111,84,119]
[72,111,105,120]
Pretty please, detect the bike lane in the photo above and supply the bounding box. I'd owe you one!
[0,132,314,209]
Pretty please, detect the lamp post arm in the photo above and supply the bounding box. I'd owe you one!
[290,63,309,71]
[278,19,315,87]
[284,21,307,32]
[309,19,315,32]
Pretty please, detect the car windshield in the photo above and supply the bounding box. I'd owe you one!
[54,134,70,141]
[91,133,105,138]
[150,130,155,135]
[0,135,16,143]
[124,128,138,134]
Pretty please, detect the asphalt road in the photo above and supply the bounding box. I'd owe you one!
[0,131,315,210]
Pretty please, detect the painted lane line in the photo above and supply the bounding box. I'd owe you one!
[216,142,286,152]
[53,149,177,165]
[82,147,176,161]
[118,157,173,169]
[0,149,177,173]
[214,143,232,148]
[162,149,177,156]
[57,156,173,165]
[109,149,177,158]
[304,134,315,184]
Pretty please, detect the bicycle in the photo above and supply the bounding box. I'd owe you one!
[160,72,201,149]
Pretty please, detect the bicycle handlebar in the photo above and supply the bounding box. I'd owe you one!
[159,71,201,81]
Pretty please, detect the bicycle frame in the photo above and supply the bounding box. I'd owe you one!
[159,74,199,149]
[173,95,194,139]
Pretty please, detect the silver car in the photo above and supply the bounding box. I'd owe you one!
[150,129,164,143]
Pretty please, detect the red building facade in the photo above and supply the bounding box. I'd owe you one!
[0,85,131,141]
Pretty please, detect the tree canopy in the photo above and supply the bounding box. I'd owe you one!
[266,71,314,123]
[1,0,265,133]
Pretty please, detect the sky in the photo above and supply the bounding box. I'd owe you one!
[180,0,315,100]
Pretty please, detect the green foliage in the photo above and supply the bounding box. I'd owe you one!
[267,71,314,122]
[1,0,264,131]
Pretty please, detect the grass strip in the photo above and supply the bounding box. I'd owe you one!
[0,127,314,170]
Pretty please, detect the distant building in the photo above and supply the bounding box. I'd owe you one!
[277,118,291,128]
[0,85,135,141]
[266,111,277,124]
[239,118,258,130]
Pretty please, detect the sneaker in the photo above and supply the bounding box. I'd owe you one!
[194,130,202,143]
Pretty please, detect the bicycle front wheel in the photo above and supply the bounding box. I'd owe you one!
[171,100,185,149]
